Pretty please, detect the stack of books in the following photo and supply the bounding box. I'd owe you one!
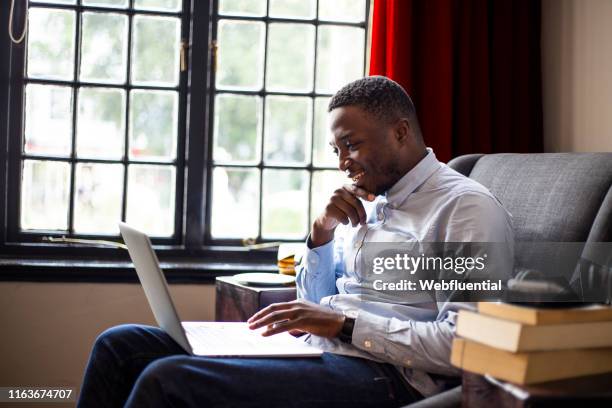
[451,302,612,384]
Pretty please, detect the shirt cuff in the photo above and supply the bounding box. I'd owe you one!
[303,235,335,276]
[351,309,388,355]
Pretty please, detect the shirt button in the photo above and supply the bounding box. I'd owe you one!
[377,213,384,221]
[364,340,372,349]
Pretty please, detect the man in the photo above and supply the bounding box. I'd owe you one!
[77,76,513,407]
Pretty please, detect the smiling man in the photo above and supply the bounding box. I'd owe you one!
[77,76,512,407]
[248,76,514,399]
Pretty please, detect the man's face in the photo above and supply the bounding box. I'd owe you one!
[329,106,405,196]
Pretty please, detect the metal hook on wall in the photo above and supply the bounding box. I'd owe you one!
[9,0,28,44]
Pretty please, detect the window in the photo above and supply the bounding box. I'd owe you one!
[1,0,369,267]
[210,0,367,242]
[9,0,185,243]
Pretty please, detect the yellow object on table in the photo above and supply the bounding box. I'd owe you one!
[277,243,305,276]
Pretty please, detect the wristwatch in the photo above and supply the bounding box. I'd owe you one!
[337,311,358,344]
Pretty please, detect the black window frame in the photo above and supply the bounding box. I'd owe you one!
[208,0,370,245]
[0,0,369,282]
[7,0,188,245]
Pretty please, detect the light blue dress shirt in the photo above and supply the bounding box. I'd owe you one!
[296,148,514,396]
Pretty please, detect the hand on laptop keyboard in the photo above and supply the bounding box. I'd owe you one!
[247,299,345,338]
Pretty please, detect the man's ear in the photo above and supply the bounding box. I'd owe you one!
[394,118,412,144]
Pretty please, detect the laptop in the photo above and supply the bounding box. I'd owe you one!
[118,222,322,358]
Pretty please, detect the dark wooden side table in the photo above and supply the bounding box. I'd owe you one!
[215,275,297,322]
[462,371,612,407]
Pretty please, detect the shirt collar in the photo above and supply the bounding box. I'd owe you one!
[384,148,442,207]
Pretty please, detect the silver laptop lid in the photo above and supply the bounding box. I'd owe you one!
[118,222,193,354]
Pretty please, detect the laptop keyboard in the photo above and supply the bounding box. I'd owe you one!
[180,321,320,357]
[184,323,265,349]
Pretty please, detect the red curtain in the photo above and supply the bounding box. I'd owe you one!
[369,0,543,163]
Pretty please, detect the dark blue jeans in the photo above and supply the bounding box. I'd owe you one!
[77,324,421,407]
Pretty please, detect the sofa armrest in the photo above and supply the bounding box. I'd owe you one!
[401,386,462,408]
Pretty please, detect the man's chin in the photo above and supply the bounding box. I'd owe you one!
[352,174,382,196]
[351,177,371,193]
[359,181,380,197]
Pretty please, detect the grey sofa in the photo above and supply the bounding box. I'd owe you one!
[403,152,612,408]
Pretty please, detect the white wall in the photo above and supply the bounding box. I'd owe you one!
[0,282,215,406]
[542,0,612,152]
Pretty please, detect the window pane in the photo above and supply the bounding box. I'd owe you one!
[264,96,311,165]
[218,0,265,17]
[262,169,308,239]
[30,0,76,4]
[74,163,123,234]
[213,94,262,163]
[82,0,128,9]
[20,160,70,230]
[24,84,72,157]
[127,164,175,236]
[27,8,75,80]
[211,167,259,238]
[318,0,366,22]
[134,0,181,12]
[31,0,75,4]
[131,16,180,86]
[216,20,265,90]
[266,23,314,92]
[269,0,315,19]
[129,90,178,160]
[316,26,365,93]
[311,170,346,223]
[313,97,337,167]
[77,87,125,159]
[80,12,128,84]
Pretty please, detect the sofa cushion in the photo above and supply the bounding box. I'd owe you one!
[466,153,612,242]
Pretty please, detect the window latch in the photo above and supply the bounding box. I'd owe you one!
[210,40,218,73]
[180,40,188,72]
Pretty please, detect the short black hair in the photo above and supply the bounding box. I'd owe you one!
[328,76,417,124]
